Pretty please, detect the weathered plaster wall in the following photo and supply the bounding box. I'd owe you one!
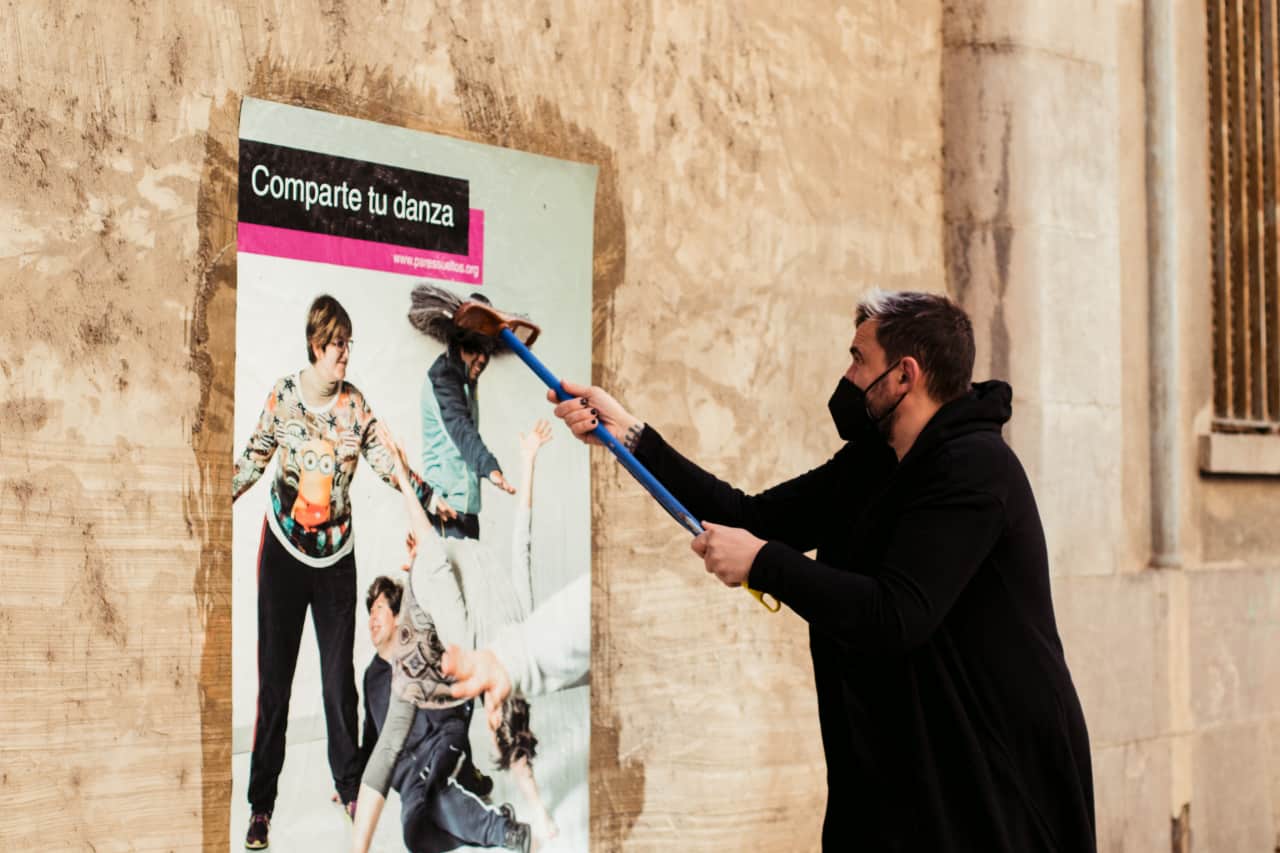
[0,2,944,849]
[945,1,1280,849]
[1172,3,1280,851]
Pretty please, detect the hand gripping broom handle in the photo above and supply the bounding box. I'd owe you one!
[497,327,780,613]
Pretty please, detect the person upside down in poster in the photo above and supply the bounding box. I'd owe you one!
[351,421,558,851]
[409,419,560,841]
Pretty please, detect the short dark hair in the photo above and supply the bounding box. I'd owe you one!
[855,290,975,403]
[366,576,403,615]
[305,294,353,364]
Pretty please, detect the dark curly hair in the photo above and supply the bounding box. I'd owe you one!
[366,575,403,615]
[493,696,538,770]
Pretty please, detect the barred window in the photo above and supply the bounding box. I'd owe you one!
[1208,0,1280,432]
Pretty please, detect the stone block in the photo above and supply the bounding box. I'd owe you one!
[943,0,1118,69]
[1186,569,1280,727]
[1201,479,1280,567]
[1093,737,1175,853]
[1037,400,1124,577]
[1268,718,1280,851]
[1192,722,1276,852]
[1029,227,1123,408]
[943,48,1118,236]
[945,217,1044,398]
[1052,573,1170,745]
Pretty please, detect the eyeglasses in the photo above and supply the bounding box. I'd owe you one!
[328,338,353,352]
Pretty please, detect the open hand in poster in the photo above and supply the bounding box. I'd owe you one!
[400,531,416,574]
[488,469,516,494]
[548,380,643,448]
[518,418,554,457]
[691,522,766,588]
[515,420,552,515]
[441,645,512,731]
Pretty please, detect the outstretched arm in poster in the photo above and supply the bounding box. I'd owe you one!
[442,573,589,710]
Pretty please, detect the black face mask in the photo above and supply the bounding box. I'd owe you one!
[827,360,906,442]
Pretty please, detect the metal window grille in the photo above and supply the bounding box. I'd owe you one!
[1208,0,1280,432]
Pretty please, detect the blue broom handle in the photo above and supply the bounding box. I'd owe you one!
[499,328,781,613]
[499,328,704,536]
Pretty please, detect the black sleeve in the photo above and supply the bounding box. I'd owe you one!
[633,424,866,553]
[747,457,1007,655]
[429,361,501,476]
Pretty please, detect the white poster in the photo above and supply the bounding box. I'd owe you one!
[230,97,594,852]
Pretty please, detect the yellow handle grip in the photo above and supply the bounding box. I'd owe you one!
[744,583,781,613]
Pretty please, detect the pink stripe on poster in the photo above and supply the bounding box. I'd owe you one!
[237,211,485,285]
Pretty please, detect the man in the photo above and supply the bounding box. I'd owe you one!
[550,291,1095,851]
[355,576,531,853]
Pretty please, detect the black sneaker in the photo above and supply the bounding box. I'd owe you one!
[244,811,271,850]
[500,804,531,853]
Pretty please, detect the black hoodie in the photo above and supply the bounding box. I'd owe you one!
[635,380,1095,852]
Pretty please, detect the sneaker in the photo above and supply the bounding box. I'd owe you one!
[244,811,271,850]
[500,804,531,853]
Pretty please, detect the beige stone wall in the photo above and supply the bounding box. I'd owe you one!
[11,1,1276,850]
[946,1,1280,850]
[0,2,944,849]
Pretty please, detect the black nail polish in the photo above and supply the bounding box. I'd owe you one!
[591,408,598,415]
[580,398,589,405]
[592,418,598,426]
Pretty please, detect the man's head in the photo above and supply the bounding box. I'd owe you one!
[844,290,975,443]
[366,576,403,657]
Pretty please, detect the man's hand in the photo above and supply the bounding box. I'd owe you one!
[488,470,516,494]
[548,380,642,447]
[441,644,512,731]
[691,522,766,588]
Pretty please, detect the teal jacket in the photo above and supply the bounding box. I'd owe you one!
[420,350,501,515]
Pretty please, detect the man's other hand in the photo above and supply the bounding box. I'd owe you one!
[691,522,766,587]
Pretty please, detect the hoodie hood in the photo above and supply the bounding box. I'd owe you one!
[905,380,1013,462]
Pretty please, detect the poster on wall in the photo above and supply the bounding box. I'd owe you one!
[230,96,595,852]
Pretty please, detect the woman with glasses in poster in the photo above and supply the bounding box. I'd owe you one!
[232,294,433,851]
